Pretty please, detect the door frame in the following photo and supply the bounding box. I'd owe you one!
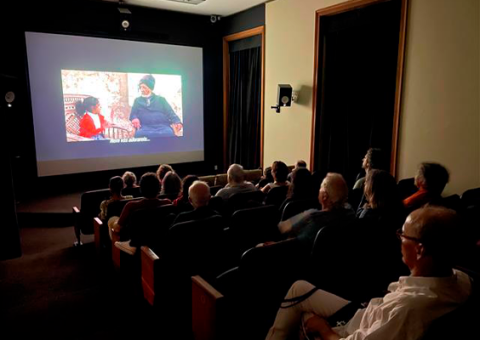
[223,26,265,171]
[310,0,408,177]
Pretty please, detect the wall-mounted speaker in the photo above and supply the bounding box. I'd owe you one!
[277,84,292,107]
[118,7,132,32]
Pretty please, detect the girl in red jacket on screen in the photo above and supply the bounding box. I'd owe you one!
[76,96,110,140]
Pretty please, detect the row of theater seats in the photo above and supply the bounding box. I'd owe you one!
[72,176,480,339]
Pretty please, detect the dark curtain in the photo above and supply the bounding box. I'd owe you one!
[314,0,401,188]
[227,45,262,169]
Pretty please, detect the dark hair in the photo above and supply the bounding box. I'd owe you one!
[139,74,155,91]
[156,164,173,182]
[417,162,449,195]
[365,148,386,170]
[161,171,182,197]
[264,167,274,181]
[139,172,160,198]
[181,175,199,200]
[109,176,124,195]
[365,169,401,210]
[296,160,307,168]
[75,96,99,117]
[288,168,314,199]
[272,161,289,183]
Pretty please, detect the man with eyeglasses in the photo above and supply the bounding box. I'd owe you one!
[265,206,472,340]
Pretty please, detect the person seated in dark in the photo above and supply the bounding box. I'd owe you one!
[265,207,472,340]
[172,175,199,212]
[216,164,256,200]
[99,176,132,221]
[357,169,405,227]
[275,173,355,249]
[160,171,182,201]
[156,163,174,183]
[76,96,111,140]
[403,162,449,212]
[257,166,274,189]
[121,171,139,196]
[122,171,138,189]
[353,148,386,190]
[287,159,307,182]
[279,167,316,213]
[261,161,290,194]
[173,180,218,225]
[130,75,183,138]
[110,172,171,244]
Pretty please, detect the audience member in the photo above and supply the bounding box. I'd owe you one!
[99,176,131,220]
[262,161,290,194]
[121,171,139,196]
[357,169,405,226]
[122,171,138,189]
[111,172,171,253]
[265,206,472,340]
[172,175,199,211]
[287,160,307,182]
[173,180,218,225]
[276,173,354,248]
[160,170,182,200]
[279,167,316,213]
[353,148,386,190]
[156,164,173,182]
[403,162,449,211]
[216,164,256,200]
[257,166,274,189]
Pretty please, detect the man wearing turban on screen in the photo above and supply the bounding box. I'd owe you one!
[130,74,183,138]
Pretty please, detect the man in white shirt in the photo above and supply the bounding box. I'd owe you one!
[265,206,472,340]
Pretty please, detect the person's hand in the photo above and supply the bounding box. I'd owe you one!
[104,121,112,128]
[171,123,183,136]
[304,316,340,340]
[131,118,141,129]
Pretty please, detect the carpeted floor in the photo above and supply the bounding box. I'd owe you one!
[0,226,168,339]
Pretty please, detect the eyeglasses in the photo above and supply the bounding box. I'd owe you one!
[396,229,422,243]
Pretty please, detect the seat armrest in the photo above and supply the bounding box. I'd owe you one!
[141,246,161,306]
[192,275,224,340]
[93,218,103,255]
[111,229,121,270]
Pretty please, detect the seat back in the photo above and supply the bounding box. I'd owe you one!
[229,205,279,253]
[236,238,309,338]
[105,197,141,221]
[281,198,320,221]
[461,187,480,209]
[165,215,226,280]
[208,196,225,216]
[129,204,178,249]
[122,186,142,198]
[78,188,111,234]
[397,177,416,200]
[421,269,478,339]
[441,194,462,212]
[226,190,264,215]
[244,169,263,184]
[310,217,406,302]
[265,186,289,209]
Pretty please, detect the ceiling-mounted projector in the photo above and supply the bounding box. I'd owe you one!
[166,0,206,4]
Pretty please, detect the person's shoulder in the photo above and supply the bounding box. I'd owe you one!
[243,181,255,188]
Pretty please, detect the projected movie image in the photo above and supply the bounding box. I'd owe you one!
[62,71,183,143]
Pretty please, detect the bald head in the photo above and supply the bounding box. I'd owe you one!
[227,164,245,184]
[320,173,348,209]
[189,180,211,209]
[406,206,458,257]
